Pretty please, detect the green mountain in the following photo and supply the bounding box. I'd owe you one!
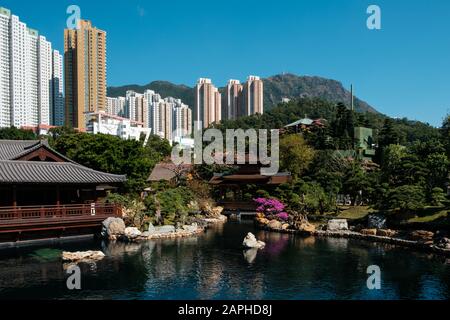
[107,73,378,114]
[262,74,377,113]
[108,81,194,105]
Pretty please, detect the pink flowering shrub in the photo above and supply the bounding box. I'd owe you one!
[276,212,289,221]
[254,198,288,220]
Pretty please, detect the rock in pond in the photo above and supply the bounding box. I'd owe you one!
[436,238,450,250]
[297,222,316,233]
[377,229,397,237]
[102,217,126,238]
[327,219,349,231]
[243,232,265,249]
[410,230,434,242]
[360,229,377,236]
[154,225,176,234]
[147,223,156,234]
[182,223,199,233]
[267,220,283,230]
[124,227,142,239]
[62,251,105,262]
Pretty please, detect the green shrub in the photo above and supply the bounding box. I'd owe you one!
[144,187,196,225]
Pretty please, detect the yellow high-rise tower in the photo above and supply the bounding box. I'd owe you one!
[64,20,107,129]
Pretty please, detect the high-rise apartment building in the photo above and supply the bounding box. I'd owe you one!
[0,8,11,128]
[125,91,149,127]
[106,89,192,143]
[143,89,161,132]
[0,7,63,128]
[37,35,52,126]
[52,50,64,126]
[107,96,126,118]
[174,102,192,138]
[194,78,221,129]
[226,79,243,120]
[64,19,107,130]
[242,76,264,116]
[156,101,173,141]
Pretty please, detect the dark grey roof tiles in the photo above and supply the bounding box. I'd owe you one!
[0,140,41,160]
[0,160,127,184]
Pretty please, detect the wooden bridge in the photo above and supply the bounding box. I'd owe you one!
[0,204,120,243]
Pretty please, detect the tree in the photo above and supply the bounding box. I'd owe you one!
[381,144,407,185]
[431,187,446,206]
[441,114,450,156]
[0,127,36,140]
[342,161,370,206]
[52,132,170,194]
[279,134,315,179]
[424,153,449,192]
[299,182,331,215]
[388,185,426,213]
[145,134,172,158]
[378,118,404,148]
[331,103,355,149]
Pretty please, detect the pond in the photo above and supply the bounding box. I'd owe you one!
[0,221,449,300]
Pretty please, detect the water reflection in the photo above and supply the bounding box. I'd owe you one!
[0,222,448,300]
[243,248,259,264]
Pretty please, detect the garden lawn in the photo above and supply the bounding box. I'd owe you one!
[337,206,373,220]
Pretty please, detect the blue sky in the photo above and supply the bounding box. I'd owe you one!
[2,0,450,126]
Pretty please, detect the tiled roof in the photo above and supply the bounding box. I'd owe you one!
[148,163,192,182]
[285,118,314,127]
[209,172,292,185]
[0,140,41,160]
[0,160,126,185]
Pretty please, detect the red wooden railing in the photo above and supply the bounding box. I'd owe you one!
[0,204,120,223]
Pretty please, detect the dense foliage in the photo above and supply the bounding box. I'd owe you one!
[0,127,37,140]
[218,98,448,216]
[0,97,448,223]
[50,132,171,194]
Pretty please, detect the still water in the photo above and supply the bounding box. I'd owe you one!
[0,221,449,300]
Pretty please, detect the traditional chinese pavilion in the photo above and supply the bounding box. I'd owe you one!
[0,140,126,242]
[209,156,292,212]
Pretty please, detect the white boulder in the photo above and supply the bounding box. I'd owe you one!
[327,219,349,231]
[182,223,199,233]
[154,225,176,234]
[243,232,265,249]
[62,251,105,262]
[124,227,142,239]
[102,217,126,238]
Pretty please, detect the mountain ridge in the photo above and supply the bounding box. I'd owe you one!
[107,73,378,114]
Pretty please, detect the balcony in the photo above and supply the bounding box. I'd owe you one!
[0,204,121,241]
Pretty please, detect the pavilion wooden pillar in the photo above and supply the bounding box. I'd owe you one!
[12,185,17,208]
[56,185,61,206]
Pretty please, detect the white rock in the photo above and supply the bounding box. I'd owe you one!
[102,217,126,238]
[183,223,199,233]
[243,232,265,249]
[327,219,349,231]
[124,227,142,239]
[147,223,156,234]
[154,225,176,234]
[62,251,105,262]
